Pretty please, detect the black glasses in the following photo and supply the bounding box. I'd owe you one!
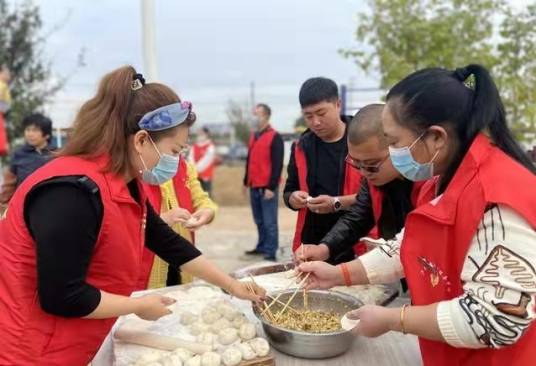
[345,154,389,173]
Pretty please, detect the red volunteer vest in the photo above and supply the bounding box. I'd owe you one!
[137,158,195,290]
[247,127,277,188]
[401,134,536,366]
[192,141,215,180]
[0,112,9,155]
[0,155,147,366]
[291,141,366,255]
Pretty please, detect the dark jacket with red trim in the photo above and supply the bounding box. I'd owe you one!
[283,116,359,264]
[322,177,421,258]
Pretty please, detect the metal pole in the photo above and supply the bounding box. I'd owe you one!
[141,0,159,81]
[340,84,347,116]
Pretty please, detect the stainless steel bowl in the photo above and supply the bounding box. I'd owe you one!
[253,289,363,359]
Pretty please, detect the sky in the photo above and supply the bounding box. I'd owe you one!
[13,0,534,130]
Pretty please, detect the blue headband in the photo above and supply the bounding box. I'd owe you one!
[138,101,194,131]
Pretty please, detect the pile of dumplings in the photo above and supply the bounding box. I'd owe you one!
[132,300,270,366]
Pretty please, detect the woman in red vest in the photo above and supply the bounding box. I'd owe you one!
[0,66,264,366]
[299,64,536,365]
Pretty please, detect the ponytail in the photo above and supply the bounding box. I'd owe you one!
[454,64,536,175]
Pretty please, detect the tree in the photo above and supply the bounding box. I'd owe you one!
[0,0,82,142]
[341,0,536,140]
[294,115,306,133]
[496,4,536,140]
[226,100,251,146]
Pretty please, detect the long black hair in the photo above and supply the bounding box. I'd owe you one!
[386,64,536,194]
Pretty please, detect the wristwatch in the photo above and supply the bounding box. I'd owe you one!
[333,197,342,212]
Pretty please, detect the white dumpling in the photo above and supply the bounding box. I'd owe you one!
[239,323,256,340]
[190,321,211,336]
[202,307,221,324]
[181,311,198,326]
[185,355,201,366]
[197,332,217,346]
[144,363,162,366]
[201,351,221,366]
[172,348,194,362]
[160,354,183,366]
[237,342,256,361]
[216,302,240,321]
[218,328,239,345]
[232,314,247,329]
[210,318,231,333]
[248,338,270,357]
[221,346,242,366]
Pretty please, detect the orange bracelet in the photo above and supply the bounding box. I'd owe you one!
[339,263,352,287]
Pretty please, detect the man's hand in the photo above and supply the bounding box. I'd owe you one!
[289,190,308,209]
[294,243,330,263]
[307,195,335,214]
[263,189,275,200]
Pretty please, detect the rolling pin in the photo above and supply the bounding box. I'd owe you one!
[114,327,212,354]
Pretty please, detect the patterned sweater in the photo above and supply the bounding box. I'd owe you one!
[360,204,536,348]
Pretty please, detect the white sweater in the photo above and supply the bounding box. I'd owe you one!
[360,204,536,349]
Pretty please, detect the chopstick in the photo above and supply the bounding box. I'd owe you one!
[246,277,277,322]
[260,272,304,316]
[301,244,309,310]
[276,272,310,320]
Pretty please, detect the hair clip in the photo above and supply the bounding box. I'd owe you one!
[131,73,146,91]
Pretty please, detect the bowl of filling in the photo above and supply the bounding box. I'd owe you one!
[253,289,363,359]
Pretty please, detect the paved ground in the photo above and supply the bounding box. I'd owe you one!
[195,206,297,273]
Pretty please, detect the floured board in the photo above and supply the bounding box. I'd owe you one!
[240,354,275,366]
[111,284,273,366]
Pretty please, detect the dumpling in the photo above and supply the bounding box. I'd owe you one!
[237,342,256,361]
[197,332,217,346]
[201,307,221,324]
[201,351,221,366]
[222,346,242,366]
[218,328,239,346]
[190,321,211,336]
[180,311,198,326]
[172,348,193,362]
[248,338,270,357]
[232,314,247,329]
[216,302,240,321]
[239,323,256,340]
[210,318,231,333]
[185,355,201,366]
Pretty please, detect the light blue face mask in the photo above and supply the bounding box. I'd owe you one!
[139,137,180,185]
[388,133,439,181]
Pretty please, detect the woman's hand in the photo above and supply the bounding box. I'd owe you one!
[161,208,192,226]
[134,294,176,321]
[297,261,343,290]
[228,280,266,303]
[347,305,399,337]
[184,208,215,231]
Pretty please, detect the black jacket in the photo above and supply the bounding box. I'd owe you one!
[283,116,356,264]
[322,177,415,258]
